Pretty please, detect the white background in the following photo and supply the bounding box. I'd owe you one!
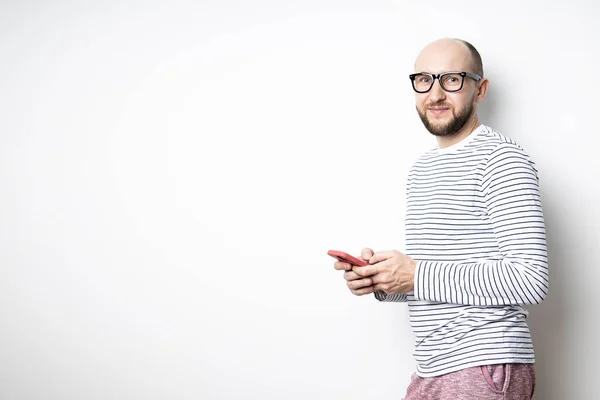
[1,0,598,399]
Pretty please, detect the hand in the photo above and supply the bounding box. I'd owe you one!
[352,250,417,295]
[333,248,375,296]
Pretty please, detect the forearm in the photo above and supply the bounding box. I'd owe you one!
[413,254,548,306]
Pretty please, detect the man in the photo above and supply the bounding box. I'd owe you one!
[333,38,548,399]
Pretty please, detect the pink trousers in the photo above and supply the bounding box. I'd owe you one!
[403,364,536,400]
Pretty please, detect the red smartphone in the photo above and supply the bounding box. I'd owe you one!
[327,250,368,266]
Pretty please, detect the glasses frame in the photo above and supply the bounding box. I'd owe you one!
[409,71,482,93]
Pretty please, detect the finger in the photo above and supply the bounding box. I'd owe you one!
[373,283,385,292]
[351,286,375,296]
[373,282,392,292]
[344,270,362,281]
[347,277,372,290]
[333,261,352,271]
[370,273,382,285]
[352,264,378,277]
[370,271,392,285]
[361,247,374,261]
[369,250,401,264]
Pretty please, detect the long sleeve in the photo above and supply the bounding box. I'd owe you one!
[413,144,549,306]
[374,291,409,302]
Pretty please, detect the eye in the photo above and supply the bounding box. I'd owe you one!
[441,73,463,87]
[417,76,430,83]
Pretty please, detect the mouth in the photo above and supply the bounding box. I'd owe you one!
[428,107,450,116]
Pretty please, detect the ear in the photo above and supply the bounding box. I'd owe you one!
[475,78,489,103]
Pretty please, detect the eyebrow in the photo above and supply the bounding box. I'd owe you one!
[413,71,466,74]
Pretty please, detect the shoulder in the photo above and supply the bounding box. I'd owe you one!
[474,127,541,196]
[476,126,537,173]
[473,125,526,154]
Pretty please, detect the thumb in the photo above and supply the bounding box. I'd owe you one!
[369,250,396,264]
[361,247,374,261]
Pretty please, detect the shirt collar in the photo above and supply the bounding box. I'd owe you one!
[435,124,486,154]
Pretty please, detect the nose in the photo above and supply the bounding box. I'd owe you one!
[427,79,446,102]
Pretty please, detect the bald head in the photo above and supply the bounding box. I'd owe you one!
[412,38,489,140]
[415,38,483,77]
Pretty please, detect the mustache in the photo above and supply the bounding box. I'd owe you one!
[427,102,452,109]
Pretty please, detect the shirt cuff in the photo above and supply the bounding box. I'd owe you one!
[413,260,429,301]
[374,291,387,302]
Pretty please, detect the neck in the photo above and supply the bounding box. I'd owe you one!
[436,116,481,149]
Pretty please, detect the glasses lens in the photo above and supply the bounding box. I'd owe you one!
[440,73,464,91]
[413,74,433,92]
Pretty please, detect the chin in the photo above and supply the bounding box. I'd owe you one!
[430,129,455,137]
[426,121,452,134]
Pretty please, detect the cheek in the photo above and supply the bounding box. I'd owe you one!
[415,94,428,109]
[444,96,463,111]
[449,92,475,110]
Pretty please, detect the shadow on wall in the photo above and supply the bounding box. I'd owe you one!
[526,188,568,400]
[477,81,497,129]
[479,86,567,400]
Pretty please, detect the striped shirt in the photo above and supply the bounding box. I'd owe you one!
[375,124,549,377]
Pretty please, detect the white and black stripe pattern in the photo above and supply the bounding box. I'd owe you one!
[376,125,548,377]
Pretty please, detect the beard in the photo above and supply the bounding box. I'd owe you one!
[417,101,475,137]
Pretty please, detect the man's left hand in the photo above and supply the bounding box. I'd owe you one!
[352,250,417,295]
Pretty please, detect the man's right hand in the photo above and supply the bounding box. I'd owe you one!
[333,248,375,296]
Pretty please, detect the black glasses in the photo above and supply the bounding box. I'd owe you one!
[409,71,482,93]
